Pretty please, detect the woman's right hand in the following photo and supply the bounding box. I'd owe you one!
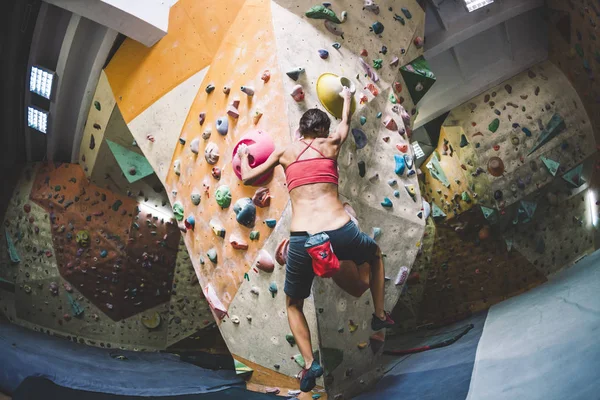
[339,86,352,101]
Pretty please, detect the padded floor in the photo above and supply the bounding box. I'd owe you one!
[13,377,276,400]
[467,252,600,400]
[356,312,487,400]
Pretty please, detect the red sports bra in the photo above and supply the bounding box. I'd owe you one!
[285,139,339,192]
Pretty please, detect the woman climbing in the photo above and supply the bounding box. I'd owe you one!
[238,87,395,393]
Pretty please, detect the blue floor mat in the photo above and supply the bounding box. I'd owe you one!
[0,321,244,396]
[356,311,487,400]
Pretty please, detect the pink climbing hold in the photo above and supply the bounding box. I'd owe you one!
[252,187,271,208]
[232,99,240,109]
[232,130,276,186]
[414,36,424,49]
[230,233,249,250]
[396,144,408,153]
[383,116,398,131]
[256,249,275,273]
[290,84,305,102]
[265,388,280,395]
[276,238,290,265]
[199,112,206,126]
[204,284,228,320]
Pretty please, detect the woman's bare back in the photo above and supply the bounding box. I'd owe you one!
[281,138,350,233]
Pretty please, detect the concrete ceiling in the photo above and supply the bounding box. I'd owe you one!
[414,0,548,129]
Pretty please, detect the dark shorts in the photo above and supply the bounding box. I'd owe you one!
[284,221,378,299]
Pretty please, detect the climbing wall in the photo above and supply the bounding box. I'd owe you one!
[0,162,218,351]
[98,0,429,397]
[394,58,597,330]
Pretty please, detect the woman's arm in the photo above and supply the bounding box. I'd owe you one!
[239,145,284,185]
[329,87,353,145]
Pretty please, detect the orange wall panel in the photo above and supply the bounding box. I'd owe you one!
[104,0,245,123]
[166,0,290,313]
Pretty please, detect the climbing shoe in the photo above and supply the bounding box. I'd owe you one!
[300,362,324,392]
[371,311,395,331]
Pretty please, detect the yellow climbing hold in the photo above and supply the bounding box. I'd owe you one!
[349,320,358,333]
[357,342,368,349]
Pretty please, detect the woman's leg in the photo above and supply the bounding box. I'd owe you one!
[332,260,370,298]
[286,296,314,368]
[368,247,386,319]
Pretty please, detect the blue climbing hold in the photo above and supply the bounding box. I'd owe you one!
[265,219,277,228]
[522,127,532,137]
[381,197,393,208]
[318,49,329,59]
[394,154,406,176]
[216,117,228,135]
[360,116,367,125]
[100,250,108,258]
[393,190,400,198]
[408,170,416,177]
[387,179,397,186]
[332,42,341,49]
[185,215,196,230]
[269,282,278,298]
[371,21,384,35]
[401,7,412,19]
[376,112,382,119]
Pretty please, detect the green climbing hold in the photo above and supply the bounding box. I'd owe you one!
[562,164,585,187]
[575,43,584,57]
[207,248,218,263]
[518,201,537,223]
[172,202,184,221]
[305,5,342,23]
[459,134,469,148]
[107,140,154,183]
[269,282,278,298]
[286,334,296,346]
[360,116,367,125]
[373,59,383,70]
[111,200,122,212]
[426,153,450,188]
[293,354,306,368]
[480,206,498,224]
[461,192,471,203]
[432,203,446,219]
[66,292,84,317]
[5,228,20,263]
[389,93,397,104]
[215,185,232,208]
[94,101,101,111]
[527,114,565,155]
[540,156,560,176]
[234,359,253,377]
[489,118,500,133]
[401,7,412,19]
[249,231,260,240]
[376,112,382,119]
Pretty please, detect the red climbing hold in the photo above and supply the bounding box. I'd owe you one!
[396,144,408,153]
[493,145,500,151]
[276,238,290,265]
[23,204,31,213]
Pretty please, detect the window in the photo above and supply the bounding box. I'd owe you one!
[29,66,55,100]
[27,106,49,134]
[464,0,494,12]
[412,142,426,159]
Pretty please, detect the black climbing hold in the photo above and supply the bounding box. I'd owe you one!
[358,161,366,177]
[89,135,96,150]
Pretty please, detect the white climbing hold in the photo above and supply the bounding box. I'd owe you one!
[231,315,240,324]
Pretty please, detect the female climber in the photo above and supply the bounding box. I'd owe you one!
[238,87,394,393]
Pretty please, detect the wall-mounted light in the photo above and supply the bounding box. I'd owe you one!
[464,0,494,12]
[29,65,56,100]
[27,106,49,134]
[412,142,426,159]
[587,190,597,228]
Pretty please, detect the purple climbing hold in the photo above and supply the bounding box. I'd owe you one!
[318,49,329,59]
[351,128,368,149]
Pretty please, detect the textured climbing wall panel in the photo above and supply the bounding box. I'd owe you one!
[547,0,600,139]
[506,189,595,276]
[165,0,292,317]
[127,69,208,186]
[395,207,547,329]
[445,61,595,211]
[29,163,177,321]
[420,127,483,221]
[79,71,116,176]
[104,0,246,123]
[0,164,218,351]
